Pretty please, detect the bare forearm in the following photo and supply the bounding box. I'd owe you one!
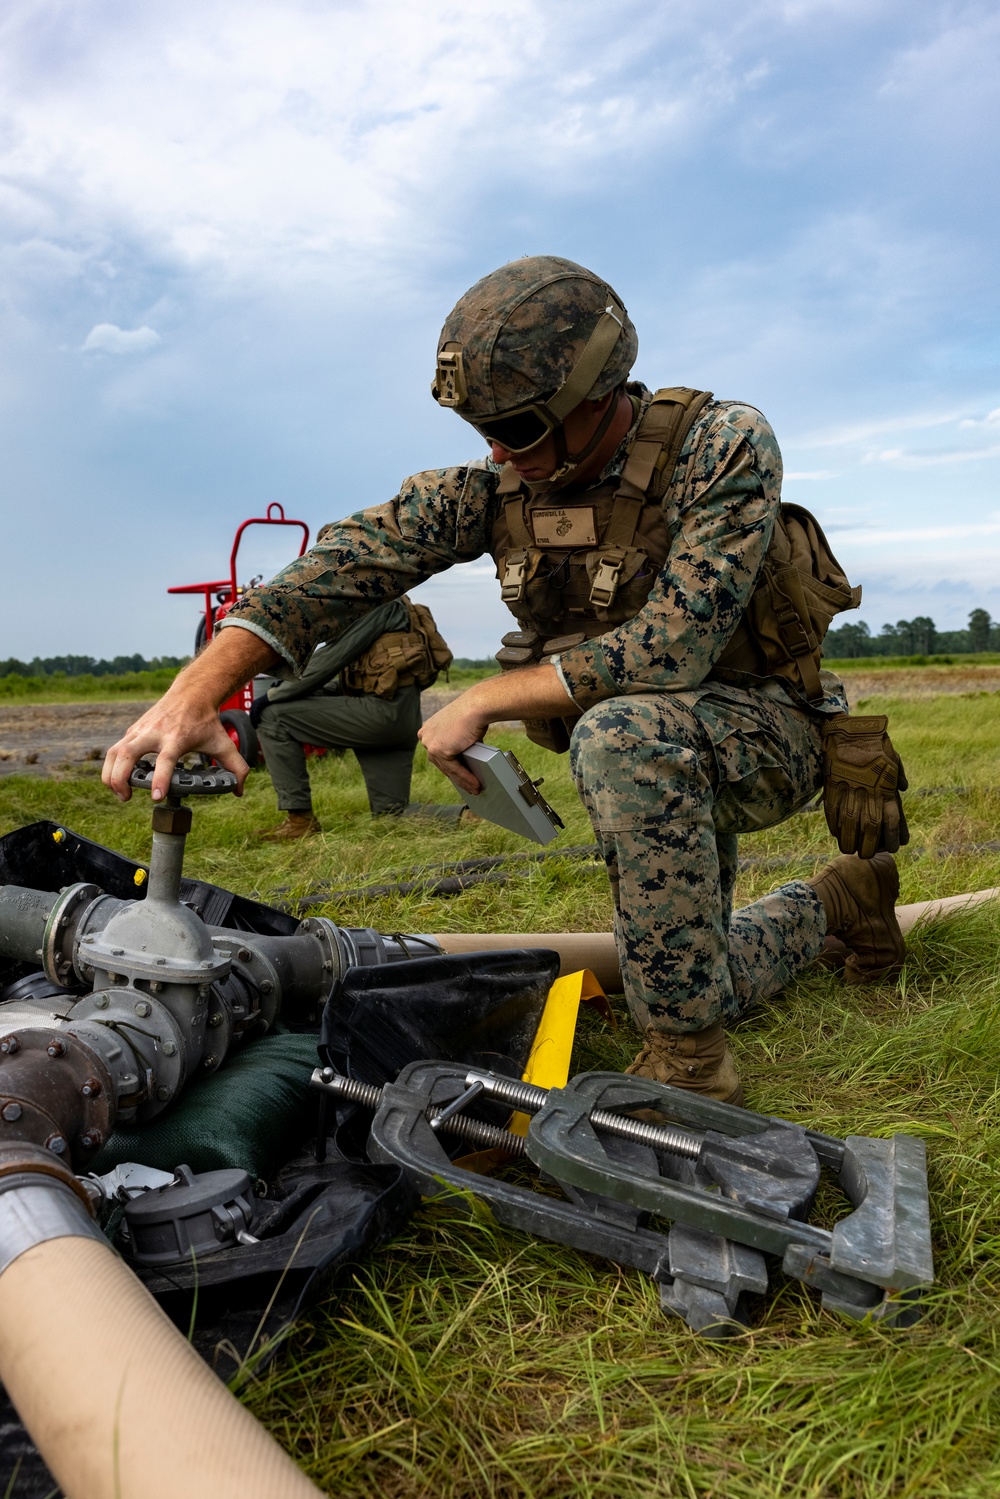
[418,664,573,794]
[456,664,575,724]
[176,627,279,707]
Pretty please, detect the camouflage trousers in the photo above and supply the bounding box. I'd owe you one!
[569,682,828,1035]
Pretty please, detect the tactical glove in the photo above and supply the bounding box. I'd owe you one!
[249,693,271,730]
[821,713,909,860]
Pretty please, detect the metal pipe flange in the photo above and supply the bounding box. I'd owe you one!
[40,885,102,991]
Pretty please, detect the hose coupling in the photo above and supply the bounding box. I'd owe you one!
[0,1141,105,1277]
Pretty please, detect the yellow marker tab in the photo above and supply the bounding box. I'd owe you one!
[134,868,147,887]
[52,829,66,844]
[510,969,613,1137]
[452,972,614,1171]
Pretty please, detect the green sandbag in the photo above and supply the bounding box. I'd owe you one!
[90,1031,320,1183]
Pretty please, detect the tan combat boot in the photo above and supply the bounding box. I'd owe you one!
[808,851,905,984]
[255,812,322,841]
[626,1020,744,1106]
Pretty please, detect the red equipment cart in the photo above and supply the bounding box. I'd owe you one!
[168,503,310,767]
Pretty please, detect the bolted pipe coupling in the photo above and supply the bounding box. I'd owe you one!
[0,1027,114,1164]
[0,1141,105,1278]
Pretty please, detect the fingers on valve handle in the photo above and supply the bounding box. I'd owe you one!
[102,738,141,802]
[103,720,248,803]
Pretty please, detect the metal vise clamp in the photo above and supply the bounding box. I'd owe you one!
[317,1061,935,1338]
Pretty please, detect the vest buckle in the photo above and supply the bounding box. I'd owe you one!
[501,553,529,603]
[589,555,624,609]
[773,601,814,656]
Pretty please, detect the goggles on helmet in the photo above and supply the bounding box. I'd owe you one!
[466,401,559,454]
[434,297,627,455]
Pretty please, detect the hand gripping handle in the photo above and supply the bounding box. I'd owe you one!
[129,759,239,798]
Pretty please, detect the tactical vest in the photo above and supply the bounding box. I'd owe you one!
[342,599,453,699]
[491,387,861,752]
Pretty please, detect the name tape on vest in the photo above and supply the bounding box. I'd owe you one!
[530,507,598,548]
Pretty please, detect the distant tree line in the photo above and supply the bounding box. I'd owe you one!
[3,615,994,679]
[824,609,999,659]
[0,653,189,678]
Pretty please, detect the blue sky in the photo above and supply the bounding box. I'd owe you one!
[2,0,998,660]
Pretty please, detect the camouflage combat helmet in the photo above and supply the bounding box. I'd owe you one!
[431,256,637,474]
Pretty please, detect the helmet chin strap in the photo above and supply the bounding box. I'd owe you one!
[539,388,623,490]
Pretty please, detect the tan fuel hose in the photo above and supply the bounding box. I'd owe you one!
[0,1225,321,1499]
[894,886,1000,931]
[431,886,1000,994]
[430,930,625,993]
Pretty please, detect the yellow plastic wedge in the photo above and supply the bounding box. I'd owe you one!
[511,969,613,1135]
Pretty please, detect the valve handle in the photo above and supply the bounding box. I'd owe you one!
[130,760,238,797]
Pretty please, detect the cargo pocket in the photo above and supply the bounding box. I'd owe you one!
[699,704,821,835]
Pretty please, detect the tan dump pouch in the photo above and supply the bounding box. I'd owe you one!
[529,633,591,755]
[342,599,453,698]
[521,717,575,754]
[713,503,861,702]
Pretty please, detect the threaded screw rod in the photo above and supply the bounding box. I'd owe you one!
[314,1071,381,1109]
[463,1070,702,1161]
[313,1066,702,1161]
[310,1068,525,1156]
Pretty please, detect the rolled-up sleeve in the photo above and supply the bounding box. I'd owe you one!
[555,405,782,711]
[219,463,496,672]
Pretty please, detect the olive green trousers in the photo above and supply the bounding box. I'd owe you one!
[256,686,422,818]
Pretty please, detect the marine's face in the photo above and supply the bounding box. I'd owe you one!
[487,395,613,482]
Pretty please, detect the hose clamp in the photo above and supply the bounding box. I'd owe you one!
[0,1174,105,1278]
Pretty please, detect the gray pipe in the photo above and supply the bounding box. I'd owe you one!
[145,830,187,905]
[0,887,58,966]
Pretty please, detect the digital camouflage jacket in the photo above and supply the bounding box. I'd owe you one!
[219,385,847,717]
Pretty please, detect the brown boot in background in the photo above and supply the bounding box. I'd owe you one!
[255,811,322,841]
[808,852,905,984]
[626,1020,744,1105]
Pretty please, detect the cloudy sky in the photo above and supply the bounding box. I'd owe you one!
[2,0,999,660]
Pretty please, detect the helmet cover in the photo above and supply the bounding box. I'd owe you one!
[433,256,638,419]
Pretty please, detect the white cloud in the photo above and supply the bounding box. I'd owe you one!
[0,0,819,295]
[0,1,608,286]
[864,443,1000,468]
[833,520,1000,545]
[791,404,977,451]
[959,407,1000,429]
[81,322,161,354]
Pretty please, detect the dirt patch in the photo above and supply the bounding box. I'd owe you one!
[0,700,156,780]
[0,691,518,781]
[837,665,1000,706]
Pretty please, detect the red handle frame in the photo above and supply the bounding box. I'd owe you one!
[228,502,310,604]
[168,503,311,644]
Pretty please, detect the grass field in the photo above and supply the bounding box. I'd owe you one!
[2,682,1000,1496]
[0,662,498,705]
[823,652,1000,672]
[2,650,996,705]
[0,668,184,702]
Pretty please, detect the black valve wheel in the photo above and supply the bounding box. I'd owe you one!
[130,760,239,797]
